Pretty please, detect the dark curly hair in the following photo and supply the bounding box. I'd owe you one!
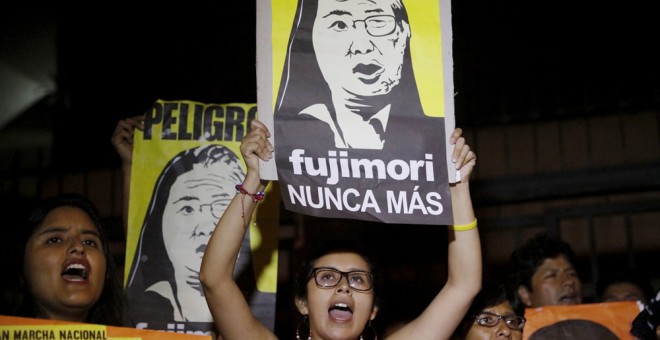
[291,239,383,340]
[451,281,524,339]
[293,239,383,314]
[508,234,578,309]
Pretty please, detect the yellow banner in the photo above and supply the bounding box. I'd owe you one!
[271,0,447,117]
[122,100,279,334]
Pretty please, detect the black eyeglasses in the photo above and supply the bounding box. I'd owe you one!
[197,199,231,219]
[351,15,397,37]
[309,267,373,291]
[474,311,526,331]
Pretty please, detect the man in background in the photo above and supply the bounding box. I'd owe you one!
[509,233,582,309]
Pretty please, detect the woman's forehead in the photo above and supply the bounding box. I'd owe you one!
[314,251,370,270]
[39,206,95,229]
[31,206,100,239]
[482,301,514,315]
[317,0,395,15]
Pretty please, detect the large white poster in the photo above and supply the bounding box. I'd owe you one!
[257,0,457,225]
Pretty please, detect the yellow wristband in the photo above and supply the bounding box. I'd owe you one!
[449,219,478,231]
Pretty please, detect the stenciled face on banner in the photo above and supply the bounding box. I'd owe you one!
[313,0,410,98]
[162,161,236,296]
[127,144,249,328]
[272,0,452,225]
[125,101,278,336]
[160,157,241,306]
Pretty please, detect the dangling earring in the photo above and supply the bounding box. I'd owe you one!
[296,315,312,340]
[363,319,377,340]
[295,329,312,340]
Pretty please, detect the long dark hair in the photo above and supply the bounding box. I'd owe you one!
[2,193,127,326]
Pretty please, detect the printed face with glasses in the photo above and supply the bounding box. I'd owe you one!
[313,0,411,97]
[162,163,234,292]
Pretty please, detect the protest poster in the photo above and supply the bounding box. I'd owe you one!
[257,0,458,225]
[123,100,279,338]
[0,315,211,339]
[522,301,642,339]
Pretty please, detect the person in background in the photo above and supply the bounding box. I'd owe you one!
[0,193,128,326]
[110,114,144,234]
[451,282,526,340]
[509,234,582,309]
[631,290,660,340]
[597,268,654,304]
[200,119,482,339]
[529,319,618,340]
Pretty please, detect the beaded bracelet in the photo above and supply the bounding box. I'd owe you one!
[236,183,265,202]
[449,219,478,231]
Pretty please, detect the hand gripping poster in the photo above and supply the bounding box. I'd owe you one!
[124,100,279,338]
[257,0,458,225]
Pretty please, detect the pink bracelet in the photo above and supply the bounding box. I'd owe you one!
[236,183,265,202]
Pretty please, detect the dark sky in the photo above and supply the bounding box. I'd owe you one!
[53,6,258,168]
[42,2,659,168]
[451,1,659,124]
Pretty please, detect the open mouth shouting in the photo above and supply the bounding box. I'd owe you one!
[329,302,353,322]
[61,261,90,283]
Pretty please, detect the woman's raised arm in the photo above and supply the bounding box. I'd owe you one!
[199,119,276,340]
[387,128,482,339]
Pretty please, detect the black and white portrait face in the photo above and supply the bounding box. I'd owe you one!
[162,162,234,293]
[313,0,410,97]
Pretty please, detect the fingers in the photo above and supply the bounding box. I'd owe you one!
[112,116,145,145]
[449,127,463,145]
[450,127,477,180]
[249,119,270,137]
[451,134,466,168]
[115,116,145,133]
[241,120,273,162]
[111,115,146,163]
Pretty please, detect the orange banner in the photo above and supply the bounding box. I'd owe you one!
[523,301,642,339]
[0,315,211,339]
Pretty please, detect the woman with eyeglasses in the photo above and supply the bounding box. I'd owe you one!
[200,119,482,340]
[451,282,526,340]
